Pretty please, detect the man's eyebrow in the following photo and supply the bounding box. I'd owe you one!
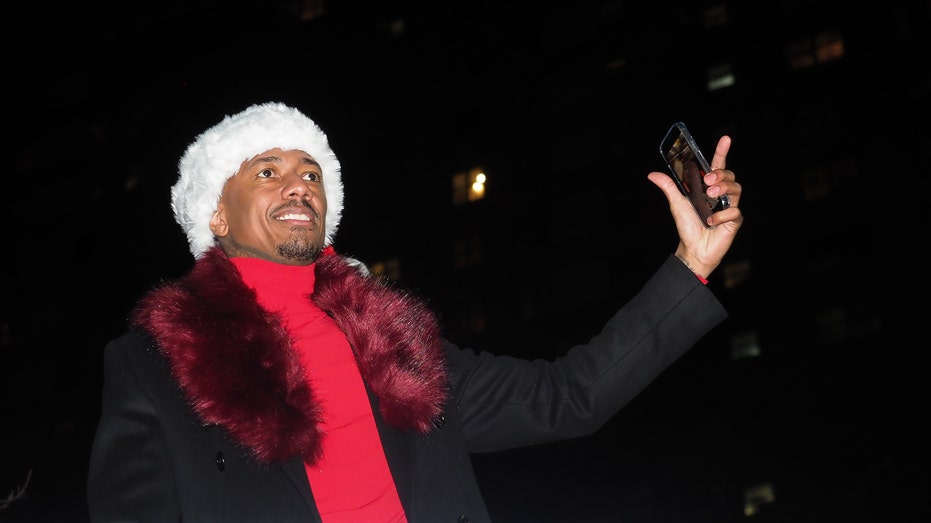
[299,157,321,169]
[248,155,321,169]
[249,155,282,166]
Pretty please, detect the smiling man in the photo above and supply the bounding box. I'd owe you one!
[211,149,327,263]
[87,101,744,522]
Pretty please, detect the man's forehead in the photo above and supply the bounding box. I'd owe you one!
[247,148,317,164]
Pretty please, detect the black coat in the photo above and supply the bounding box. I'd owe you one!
[87,251,727,522]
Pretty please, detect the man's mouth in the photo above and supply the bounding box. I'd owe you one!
[273,200,318,223]
[276,213,312,222]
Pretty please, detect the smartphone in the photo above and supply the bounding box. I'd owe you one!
[659,122,730,226]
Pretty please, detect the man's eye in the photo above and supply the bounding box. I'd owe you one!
[303,172,321,182]
[258,168,274,178]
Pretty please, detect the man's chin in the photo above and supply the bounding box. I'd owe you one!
[277,240,322,263]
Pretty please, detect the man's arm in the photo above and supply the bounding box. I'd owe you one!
[448,254,727,453]
[87,332,180,522]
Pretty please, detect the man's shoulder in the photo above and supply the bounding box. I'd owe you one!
[107,328,155,349]
[104,328,166,367]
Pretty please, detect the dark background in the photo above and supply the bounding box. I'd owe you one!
[2,0,928,521]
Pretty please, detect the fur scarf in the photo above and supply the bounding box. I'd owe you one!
[131,246,449,464]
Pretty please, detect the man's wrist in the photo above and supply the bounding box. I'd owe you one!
[675,252,709,285]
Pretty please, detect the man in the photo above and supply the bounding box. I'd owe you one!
[87,101,743,522]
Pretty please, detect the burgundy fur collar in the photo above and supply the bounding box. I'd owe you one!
[131,246,449,464]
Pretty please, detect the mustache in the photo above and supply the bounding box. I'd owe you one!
[272,199,320,220]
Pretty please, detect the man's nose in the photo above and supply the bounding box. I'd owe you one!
[281,173,312,199]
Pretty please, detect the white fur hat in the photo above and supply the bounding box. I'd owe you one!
[171,102,343,259]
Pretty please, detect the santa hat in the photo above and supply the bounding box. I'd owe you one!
[171,102,343,259]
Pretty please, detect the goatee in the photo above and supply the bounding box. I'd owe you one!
[277,236,322,263]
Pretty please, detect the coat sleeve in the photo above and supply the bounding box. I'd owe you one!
[446,254,729,453]
[87,331,182,522]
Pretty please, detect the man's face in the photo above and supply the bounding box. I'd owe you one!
[210,148,327,265]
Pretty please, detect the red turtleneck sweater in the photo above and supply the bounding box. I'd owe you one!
[232,257,407,522]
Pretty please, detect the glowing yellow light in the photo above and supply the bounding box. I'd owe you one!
[466,167,487,201]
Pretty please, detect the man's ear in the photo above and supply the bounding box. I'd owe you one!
[209,206,229,238]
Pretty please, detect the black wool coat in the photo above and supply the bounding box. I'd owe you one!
[87,249,727,522]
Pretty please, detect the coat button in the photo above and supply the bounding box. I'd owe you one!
[433,414,447,428]
[215,451,225,471]
[457,515,470,523]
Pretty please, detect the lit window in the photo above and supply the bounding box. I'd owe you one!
[469,168,486,202]
[452,167,488,204]
[729,330,761,361]
[786,39,815,70]
[706,63,735,91]
[787,30,844,70]
[802,167,831,202]
[815,30,844,62]
[388,18,406,38]
[297,0,326,21]
[723,258,751,289]
[702,4,728,28]
[452,172,468,205]
[743,482,776,516]
[370,258,401,282]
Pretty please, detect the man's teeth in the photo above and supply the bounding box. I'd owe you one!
[277,213,311,221]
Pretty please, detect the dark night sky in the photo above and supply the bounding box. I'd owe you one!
[3,1,929,521]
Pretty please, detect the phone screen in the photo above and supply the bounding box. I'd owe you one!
[659,122,729,226]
